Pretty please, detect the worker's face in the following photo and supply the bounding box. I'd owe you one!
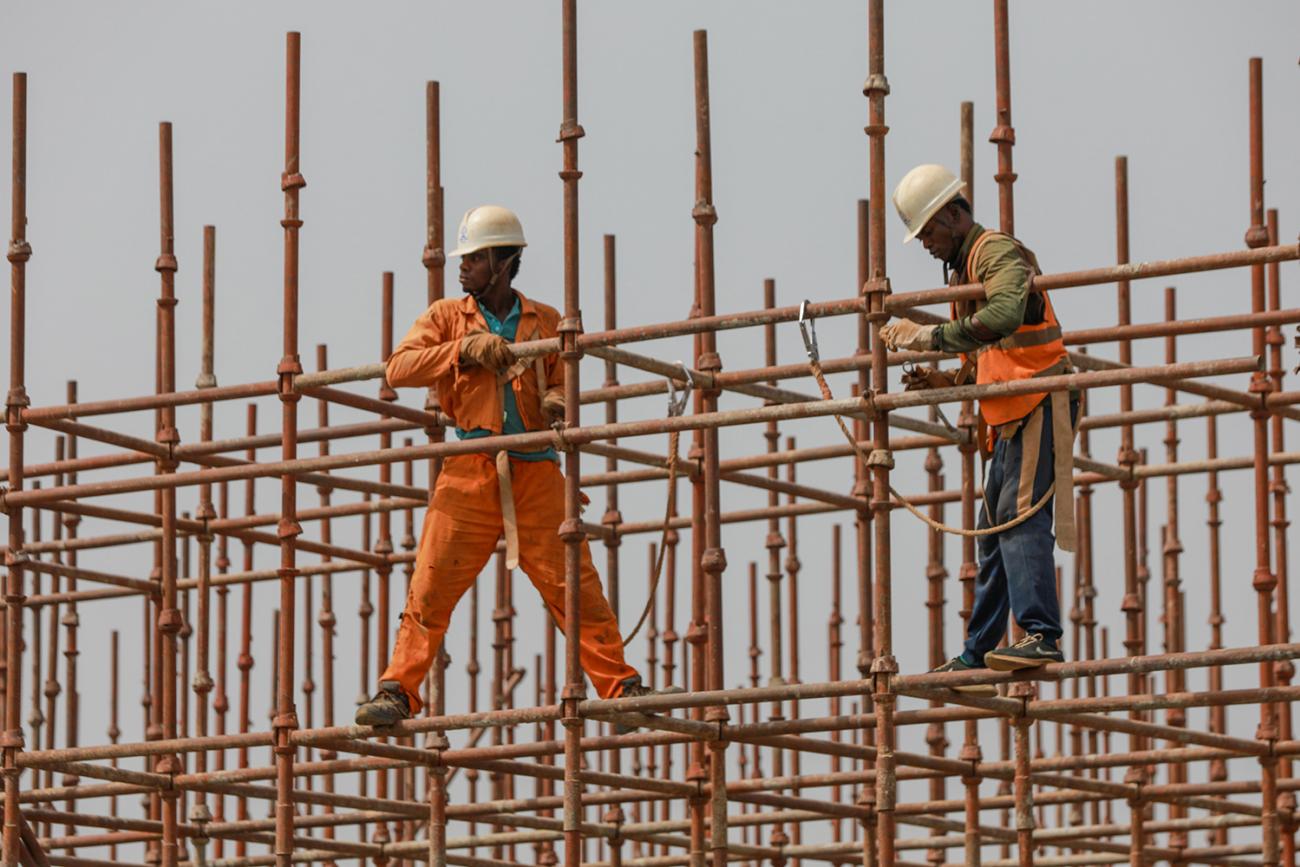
[458,249,494,296]
[915,204,962,263]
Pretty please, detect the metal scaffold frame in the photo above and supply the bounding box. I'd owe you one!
[3,2,1300,866]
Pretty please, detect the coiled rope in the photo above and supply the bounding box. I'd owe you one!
[797,301,1054,538]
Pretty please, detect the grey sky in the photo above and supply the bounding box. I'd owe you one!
[3,0,1298,857]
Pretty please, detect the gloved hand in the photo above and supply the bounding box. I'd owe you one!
[879,318,936,352]
[542,388,565,424]
[900,365,957,392]
[459,331,515,373]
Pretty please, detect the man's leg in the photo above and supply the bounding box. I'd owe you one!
[378,456,502,711]
[962,439,1013,663]
[982,401,1067,671]
[511,459,639,699]
[997,401,1064,645]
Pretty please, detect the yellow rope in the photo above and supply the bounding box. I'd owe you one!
[808,358,1053,538]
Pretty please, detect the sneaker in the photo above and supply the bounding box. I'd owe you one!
[355,681,412,727]
[930,656,998,697]
[983,633,1064,672]
[613,676,685,735]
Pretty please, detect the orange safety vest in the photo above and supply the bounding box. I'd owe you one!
[950,230,1068,427]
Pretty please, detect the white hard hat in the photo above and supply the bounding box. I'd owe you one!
[449,205,528,256]
[892,164,966,243]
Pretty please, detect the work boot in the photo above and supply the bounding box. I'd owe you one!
[930,656,998,697]
[613,676,685,735]
[355,681,412,727]
[983,633,1064,672]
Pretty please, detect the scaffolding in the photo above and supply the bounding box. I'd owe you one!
[3,2,1300,866]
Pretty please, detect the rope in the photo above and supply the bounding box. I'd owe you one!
[808,358,1054,538]
[620,365,692,646]
[621,427,680,646]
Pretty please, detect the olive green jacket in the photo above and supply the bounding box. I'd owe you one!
[933,223,1035,355]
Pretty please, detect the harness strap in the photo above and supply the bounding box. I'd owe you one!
[1050,389,1078,552]
[495,451,520,570]
[997,323,1062,350]
[1032,358,1072,380]
[490,323,549,571]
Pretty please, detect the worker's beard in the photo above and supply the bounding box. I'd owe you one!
[460,273,490,297]
[944,243,962,272]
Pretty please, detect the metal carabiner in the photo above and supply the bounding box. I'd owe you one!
[901,360,960,435]
[666,362,694,418]
[797,299,820,363]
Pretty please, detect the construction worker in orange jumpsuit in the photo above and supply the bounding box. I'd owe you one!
[356,205,658,725]
[881,165,1077,696]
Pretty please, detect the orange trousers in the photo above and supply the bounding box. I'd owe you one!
[381,454,638,710]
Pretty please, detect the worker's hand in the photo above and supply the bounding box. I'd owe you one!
[879,318,936,352]
[900,364,957,392]
[542,388,565,425]
[459,331,516,373]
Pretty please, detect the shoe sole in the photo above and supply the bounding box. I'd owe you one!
[984,654,1060,672]
[613,686,684,734]
[355,712,407,727]
[615,710,664,736]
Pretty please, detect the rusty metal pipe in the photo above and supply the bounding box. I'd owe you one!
[4,68,32,867]
[272,32,305,867]
[557,5,585,867]
[688,27,733,864]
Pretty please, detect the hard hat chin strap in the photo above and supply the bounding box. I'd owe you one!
[487,247,520,288]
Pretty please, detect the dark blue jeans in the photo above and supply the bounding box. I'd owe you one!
[962,397,1075,663]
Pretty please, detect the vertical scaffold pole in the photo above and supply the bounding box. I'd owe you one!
[1162,285,1188,859]
[189,224,218,862]
[213,478,230,860]
[1112,155,1148,867]
[60,380,80,842]
[863,0,895,863]
[274,30,305,867]
[557,2,586,864]
[762,277,789,861]
[374,272,396,863]
[422,77,450,867]
[313,345,340,866]
[990,8,1036,861]
[1266,207,1297,862]
[853,195,877,866]
[154,118,183,867]
[601,233,627,867]
[690,30,731,867]
[991,0,1016,235]
[1245,55,1281,867]
[957,99,982,867]
[829,524,843,845]
[2,70,30,867]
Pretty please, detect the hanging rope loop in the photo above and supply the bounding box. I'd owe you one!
[797,307,1059,540]
[622,362,692,646]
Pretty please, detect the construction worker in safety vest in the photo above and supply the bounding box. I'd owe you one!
[356,205,666,726]
[880,164,1077,695]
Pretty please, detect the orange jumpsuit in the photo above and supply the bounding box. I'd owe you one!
[379,291,638,709]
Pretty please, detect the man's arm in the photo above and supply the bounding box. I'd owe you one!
[385,306,459,389]
[540,324,566,418]
[933,238,1032,354]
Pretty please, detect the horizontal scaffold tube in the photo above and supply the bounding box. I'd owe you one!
[17,244,1295,423]
[16,641,1300,768]
[0,355,1260,508]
